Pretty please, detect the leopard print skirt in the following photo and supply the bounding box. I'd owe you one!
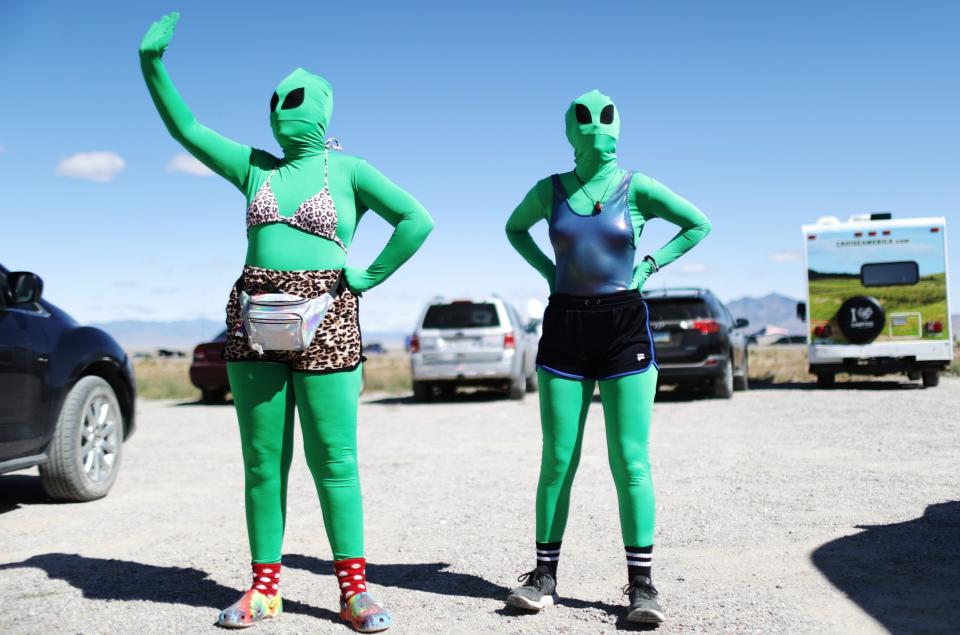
[222,266,363,373]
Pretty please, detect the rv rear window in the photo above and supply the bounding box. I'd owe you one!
[860,261,919,287]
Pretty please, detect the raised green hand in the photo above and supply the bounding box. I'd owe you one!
[139,12,180,57]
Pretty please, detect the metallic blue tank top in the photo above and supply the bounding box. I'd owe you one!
[548,171,635,296]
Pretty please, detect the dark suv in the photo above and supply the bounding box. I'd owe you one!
[0,264,136,501]
[643,288,750,398]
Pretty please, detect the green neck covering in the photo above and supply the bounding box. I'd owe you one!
[565,89,620,181]
[270,68,333,160]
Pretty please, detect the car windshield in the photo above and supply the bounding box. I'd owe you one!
[422,303,500,329]
[647,298,709,321]
[215,329,228,340]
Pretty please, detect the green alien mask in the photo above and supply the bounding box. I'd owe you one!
[564,89,620,166]
[269,68,333,157]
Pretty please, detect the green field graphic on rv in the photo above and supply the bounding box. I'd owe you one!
[806,225,948,342]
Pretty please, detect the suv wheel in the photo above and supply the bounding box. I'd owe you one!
[816,373,835,388]
[413,381,433,402]
[733,352,749,391]
[40,376,124,502]
[201,388,226,404]
[712,356,734,399]
[921,370,940,388]
[525,368,539,393]
[508,373,526,400]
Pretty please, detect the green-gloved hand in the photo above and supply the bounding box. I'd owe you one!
[344,266,374,295]
[140,12,180,58]
[630,259,656,291]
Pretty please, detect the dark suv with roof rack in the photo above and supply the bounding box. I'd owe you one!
[642,287,750,398]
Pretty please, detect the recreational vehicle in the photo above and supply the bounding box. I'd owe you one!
[798,214,952,387]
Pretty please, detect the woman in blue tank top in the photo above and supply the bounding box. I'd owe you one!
[504,90,711,624]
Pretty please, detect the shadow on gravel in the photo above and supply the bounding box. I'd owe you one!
[287,554,653,629]
[364,390,511,406]
[811,501,960,634]
[0,553,339,624]
[749,379,920,391]
[173,399,235,407]
[0,474,52,514]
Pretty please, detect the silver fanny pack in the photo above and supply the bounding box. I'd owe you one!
[240,273,344,355]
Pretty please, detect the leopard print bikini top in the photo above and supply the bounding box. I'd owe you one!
[246,149,347,251]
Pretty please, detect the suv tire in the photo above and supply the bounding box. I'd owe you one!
[40,376,124,502]
[525,368,539,393]
[712,357,734,399]
[733,353,749,391]
[509,374,526,400]
[201,388,226,404]
[413,381,433,402]
[816,373,836,388]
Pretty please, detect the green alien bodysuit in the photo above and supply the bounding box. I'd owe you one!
[140,11,432,602]
[505,90,710,576]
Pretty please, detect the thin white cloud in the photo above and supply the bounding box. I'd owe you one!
[680,264,708,274]
[769,251,802,263]
[56,151,126,182]
[168,153,214,176]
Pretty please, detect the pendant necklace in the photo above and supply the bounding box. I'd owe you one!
[574,168,617,214]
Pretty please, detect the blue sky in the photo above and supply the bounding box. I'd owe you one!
[1,1,957,333]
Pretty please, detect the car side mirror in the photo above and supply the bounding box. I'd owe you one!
[796,302,806,321]
[7,271,43,305]
[734,317,749,329]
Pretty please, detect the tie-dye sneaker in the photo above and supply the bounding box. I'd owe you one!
[217,588,282,628]
[339,591,392,633]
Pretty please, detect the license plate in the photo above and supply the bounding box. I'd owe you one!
[652,330,670,343]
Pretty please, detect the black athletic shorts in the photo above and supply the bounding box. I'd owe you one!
[535,290,656,381]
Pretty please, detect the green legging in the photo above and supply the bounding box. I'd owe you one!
[227,362,364,562]
[536,367,658,547]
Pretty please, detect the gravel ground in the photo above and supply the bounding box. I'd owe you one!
[2,379,959,634]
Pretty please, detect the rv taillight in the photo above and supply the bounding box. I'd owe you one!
[692,319,722,335]
[882,230,891,236]
[925,321,944,333]
[503,332,516,349]
[410,334,420,353]
[808,235,816,240]
[854,232,863,237]
[931,227,941,233]
[814,325,832,337]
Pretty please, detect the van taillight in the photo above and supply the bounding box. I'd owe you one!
[504,332,516,349]
[410,335,420,353]
[931,227,940,233]
[925,321,943,333]
[193,345,206,361]
[814,325,832,337]
[692,319,721,335]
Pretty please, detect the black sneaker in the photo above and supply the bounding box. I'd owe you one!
[505,566,559,611]
[623,575,665,623]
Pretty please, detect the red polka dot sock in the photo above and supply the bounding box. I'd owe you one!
[251,562,281,597]
[333,557,367,601]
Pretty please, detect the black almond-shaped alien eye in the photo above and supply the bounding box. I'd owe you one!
[281,87,305,110]
[270,92,279,112]
[575,103,592,124]
[600,104,615,124]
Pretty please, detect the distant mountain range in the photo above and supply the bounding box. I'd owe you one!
[726,293,806,334]
[92,294,957,350]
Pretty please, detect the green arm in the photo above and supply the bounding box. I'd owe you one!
[345,161,434,293]
[505,180,556,291]
[139,13,251,190]
[631,176,711,289]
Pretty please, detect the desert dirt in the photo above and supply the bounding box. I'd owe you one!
[2,378,959,634]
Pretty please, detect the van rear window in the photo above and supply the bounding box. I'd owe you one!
[647,298,709,321]
[861,261,919,287]
[422,303,500,328]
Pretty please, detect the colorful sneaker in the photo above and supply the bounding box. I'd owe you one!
[623,575,665,623]
[505,566,559,611]
[217,588,282,628]
[339,591,392,633]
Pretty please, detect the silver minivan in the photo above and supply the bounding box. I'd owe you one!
[410,296,538,401]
